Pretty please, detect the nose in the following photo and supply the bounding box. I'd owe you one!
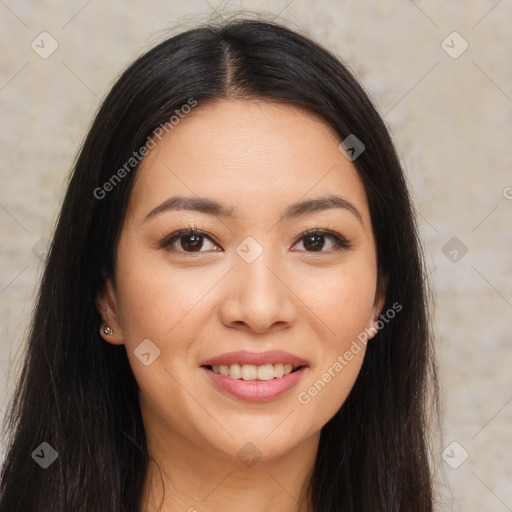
[218,246,298,334]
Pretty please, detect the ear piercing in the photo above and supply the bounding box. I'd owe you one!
[103,325,114,335]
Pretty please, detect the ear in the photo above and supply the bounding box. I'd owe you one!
[368,272,388,340]
[95,278,124,345]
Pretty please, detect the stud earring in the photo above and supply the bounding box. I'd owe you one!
[103,325,114,335]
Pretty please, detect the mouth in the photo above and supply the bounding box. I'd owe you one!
[200,363,309,402]
[199,350,309,401]
[201,363,307,381]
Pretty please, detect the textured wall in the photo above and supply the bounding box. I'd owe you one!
[1,1,511,510]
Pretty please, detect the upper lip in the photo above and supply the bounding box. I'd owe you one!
[200,350,309,367]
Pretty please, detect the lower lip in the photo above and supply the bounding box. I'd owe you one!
[201,366,308,402]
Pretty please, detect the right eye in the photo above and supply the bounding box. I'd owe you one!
[160,229,221,253]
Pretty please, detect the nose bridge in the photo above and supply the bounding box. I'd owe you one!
[236,235,284,302]
[220,234,296,331]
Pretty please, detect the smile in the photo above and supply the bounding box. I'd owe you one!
[204,363,303,381]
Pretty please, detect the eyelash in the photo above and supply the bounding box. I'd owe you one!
[159,222,352,255]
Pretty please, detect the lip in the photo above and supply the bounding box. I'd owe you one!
[200,350,309,367]
[201,365,308,402]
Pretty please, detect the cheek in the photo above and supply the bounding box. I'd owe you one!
[302,263,377,345]
[114,248,220,343]
[113,252,217,413]
[292,261,377,424]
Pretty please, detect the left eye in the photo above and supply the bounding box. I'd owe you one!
[292,229,351,252]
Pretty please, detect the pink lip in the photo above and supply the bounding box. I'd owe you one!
[200,350,309,367]
[201,366,308,402]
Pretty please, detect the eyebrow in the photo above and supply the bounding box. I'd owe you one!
[144,194,363,225]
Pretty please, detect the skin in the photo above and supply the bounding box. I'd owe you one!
[97,98,386,512]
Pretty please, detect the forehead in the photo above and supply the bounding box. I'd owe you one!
[128,99,370,226]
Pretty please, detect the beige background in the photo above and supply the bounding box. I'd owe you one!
[1,1,511,510]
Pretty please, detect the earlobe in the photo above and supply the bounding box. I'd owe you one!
[375,271,388,316]
[368,272,388,340]
[102,325,114,336]
[95,278,124,345]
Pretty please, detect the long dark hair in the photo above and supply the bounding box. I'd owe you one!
[0,15,440,512]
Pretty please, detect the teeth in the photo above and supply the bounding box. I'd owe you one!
[210,363,299,380]
[258,364,275,381]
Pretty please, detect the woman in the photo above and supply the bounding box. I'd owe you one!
[0,16,440,512]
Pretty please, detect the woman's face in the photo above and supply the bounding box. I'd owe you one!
[99,99,385,464]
